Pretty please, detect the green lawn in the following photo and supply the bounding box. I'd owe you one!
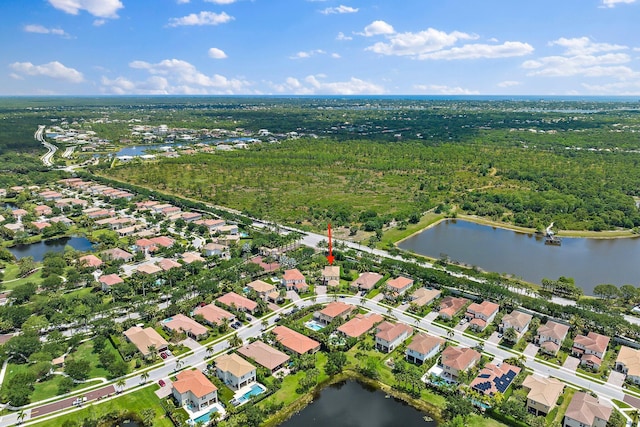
[467,414,510,427]
[1,264,44,289]
[69,340,119,380]
[29,385,172,427]
[549,387,575,426]
[379,212,445,247]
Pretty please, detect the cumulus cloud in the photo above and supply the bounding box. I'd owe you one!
[47,0,123,18]
[359,20,394,37]
[168,11,234,27]
[272,75,385,95]
[93,19,106,26]
[208,47,228,59]
[417,41,533,60]
[601,0,636,7]
[582,80,640,95]
[413,84,479,95]
[523,36,633,78]
[10,61,84,83]
[497,80,521,88]
[103,58,251,94]
[321,5,358,14]
[290,49,326,59]
[366,28,477,57]
[24,24,69,37]
[336,32,352,41]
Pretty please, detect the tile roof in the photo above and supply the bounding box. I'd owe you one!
[98,273,124,287]
[376,322,413,342]
[124,326,168,356]
[522,375,564,407]
[337,313,384,338]
[616,346,640,377]
[193,303,235,325]
[502,310,532,330]
[537,320,570,341]
[79,254,103,268]
[247,280,276,294]
[441,346,481,371]
[351,272,383,290]
[387,276,413,291]
[272,326,320,355]
[470,362,521,396]
[573,331,610,355]
[283,269,305,282]
[565,392,612,426]
[237,341,290,371]
[319,301,354,319]
[173,369,217,398]
[163,314,208,337]
[216,353,256,378]
[466,300,500,318]
[407,333,445,356]
[216,292,258,312]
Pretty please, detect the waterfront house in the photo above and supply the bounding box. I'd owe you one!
[98,273,124,291]
[375,321,413,353]
[101,248,134,263]
[272,326,320,355]
[215,353,257,390]
[522,375,564,416]
[615,346,640,384]
[440,346,481,381]
[470,362,521,396]
[79,254,103,269]
[536,320,570,356]
[410,288,442,308]
[172,369,218,410]
[563,391,611,427]
[385,276,414,298]
[237,341,290,374]
[465,300,500,332]
[406,333,445,364]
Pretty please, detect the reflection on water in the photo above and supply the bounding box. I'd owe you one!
[279,380,437,427]
[8,236,95,262]
[398,219,640,295]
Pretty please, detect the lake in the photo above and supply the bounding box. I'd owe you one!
[114,137,254,157]
[280,380,437,427]
[8,236,95,261]
[398,219,640,295]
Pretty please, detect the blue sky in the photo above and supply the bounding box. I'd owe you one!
[1,0,638,95]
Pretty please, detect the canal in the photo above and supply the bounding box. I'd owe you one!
[280,380,437,427]
[8,236,95,262]
[398,219,640,295]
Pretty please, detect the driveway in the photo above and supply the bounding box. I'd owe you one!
[155,378,173,398]
[370,293,384,302]
[563,356,580,371]
[608,370,626,387]
[315,285,327,296]
[523,343,539,359]
[424,312,438,322]
[181,337,203,351]
[286,290,301,302]
[487,331,502,344]
[454,322,470,332]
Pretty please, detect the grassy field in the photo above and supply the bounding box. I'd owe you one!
[379,212,446,248]
[28,385,172,427]
[0,264,44,290]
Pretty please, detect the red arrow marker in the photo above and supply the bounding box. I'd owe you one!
[327,223,335,265]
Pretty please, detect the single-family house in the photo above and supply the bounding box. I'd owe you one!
[500,310,533,338]
[282,269,306,292]
[193,303,235,326]
[321,266,340,286]
[470,362,521,396]
[172,369,218,410]
[406,333,445,364]
[465,300,500,332]
[216,292,258,313]
[315,301,354,325]
[385,276,414,298]
[98,274,124,291]
[536,320,570,356]
[101,248,134,263]
[438,296,470,320]
[11,209,28,220]
[136,263,162,275]
[572,332,610,371]
[123,326,168,357]
[31,221,51,231]
[158,258,182,271]
[202,243,229,258]
[194,219,225,233]
[615,346,640,384]
[79,254,103,269]
[181,212,202,223]
[410,288,441,308]
[246,280,276,299]
[337,313,384,339]
[440,346,481,381]
[162,314,208,340]
[182,251,205,264]
[375,321,413,353]
[563,392,611,427]
[237,341,290,374]
[522,375,565,416]
[215,353,257,390]
[350,272,383,291]
[34,205,53,216]
[272,326,320,355]
[218,224,239,235]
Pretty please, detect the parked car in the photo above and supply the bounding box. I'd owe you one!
[459,318,468,325]
[160,352,168,359]
[158,379,166,387]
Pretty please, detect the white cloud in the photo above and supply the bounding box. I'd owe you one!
[101,76,170,95]
[359,20,395,37]
[114,58,251,94]
[168,11,234,27]
[366,28,477,57]
[413,84,479,95]
[416,41,534,60]
[9,61,84,83]
[208,47,228,59]
[321,5,358,14]
[582,80,640,95]
[523,37,634,78]
[550,37,627,55]
[47,0,123,18]
[497,80,521,88]
[290,49,326,59]
[205,0,237,3]
[331,53,341,59]
[93,19,106,26]
[24,24,69,37]
[336,32,352,41]
[272,75,385,95]
[601,0,636,7]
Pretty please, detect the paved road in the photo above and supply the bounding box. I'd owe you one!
[30,385,115,418]
[35,125,57,167]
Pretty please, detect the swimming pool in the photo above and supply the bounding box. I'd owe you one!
[192,407,218,424]
[234,383,266,405]
[305,320,325,331]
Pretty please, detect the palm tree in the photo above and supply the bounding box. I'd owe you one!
[175,359,183,372]
[115,378,126,392]
[140,371,150,384]
[229,333,243,348]
[447,329,455,338]
[16,411,26,425]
